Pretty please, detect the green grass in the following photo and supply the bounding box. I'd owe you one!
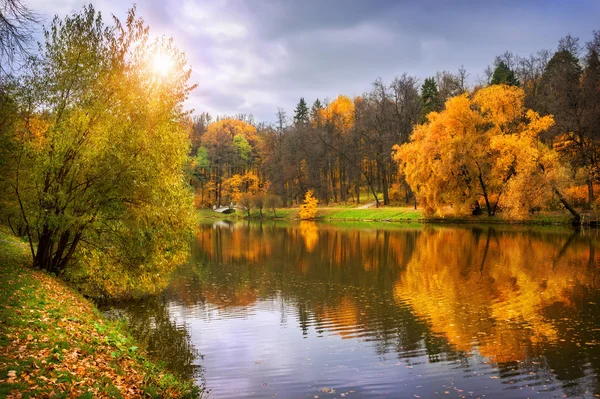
[197,206,421,222]
[317,207,423,221]
[0,227,202,398]
[198,207,298,220]
[198,205,577,225]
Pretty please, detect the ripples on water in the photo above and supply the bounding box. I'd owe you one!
[106,222,600,398]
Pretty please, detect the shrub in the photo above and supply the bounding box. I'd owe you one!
[298,190,318,219]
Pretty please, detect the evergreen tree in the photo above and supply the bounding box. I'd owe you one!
[490,60,519,86]
[420,77,442,122]
[539,48,589,204]
[294,97,309,125]
[311,98,323,125]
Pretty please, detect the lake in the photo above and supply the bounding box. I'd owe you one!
[104,221,600,398]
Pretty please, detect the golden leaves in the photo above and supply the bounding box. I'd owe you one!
[0,252,193,398]
[204,118,257,144]
[473,84,524,128]
[299,190,319,219]
[393,228,591,363]
[320,95,355,134]
[299,221,319,252]
[394,84,559,219]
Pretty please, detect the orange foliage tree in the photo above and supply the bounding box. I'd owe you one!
[393,84,576,220]
[320,95,355,135]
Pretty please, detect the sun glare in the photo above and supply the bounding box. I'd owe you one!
[151,52,174,77]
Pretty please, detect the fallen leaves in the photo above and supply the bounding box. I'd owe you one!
[0,239,198,398]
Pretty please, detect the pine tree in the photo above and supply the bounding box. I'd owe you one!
[294,97,309,125]
[311,98,323,125]
[420,77,442,122]
[491,60,519,86]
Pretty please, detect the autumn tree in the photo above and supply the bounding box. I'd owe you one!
[299,190,318,219]
[202,118,258,204]
[190,146,211,207]
[515,50,551,110]
[358,76,421,205]
[436,67,468,103]
[0,6,196,298]
[189,112,211,155]
[394,85,576,220]
[265,194,282,217]
[239,193,252,217]
[252,192,266,217]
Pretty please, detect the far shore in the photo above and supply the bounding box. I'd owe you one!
[197,207,577,226]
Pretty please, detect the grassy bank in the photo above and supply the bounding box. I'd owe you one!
[197,207,422,221]
[0,229,201,398]
[198,206,574,225]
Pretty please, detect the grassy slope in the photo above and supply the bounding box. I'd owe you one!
[0,229,201,398]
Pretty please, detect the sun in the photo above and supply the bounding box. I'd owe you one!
[151,51,174,77]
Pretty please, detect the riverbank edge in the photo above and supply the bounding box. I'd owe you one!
[197,208,574,226]
[0,228,202,398]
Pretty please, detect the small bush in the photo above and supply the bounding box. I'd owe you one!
[298,190,318,219]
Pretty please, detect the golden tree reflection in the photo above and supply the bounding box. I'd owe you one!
[192,222,600,367]
[299,221,319,253]
[393,228,599,362]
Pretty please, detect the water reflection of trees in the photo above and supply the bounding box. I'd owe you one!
[103,296,203,382]
[188,222,600,395]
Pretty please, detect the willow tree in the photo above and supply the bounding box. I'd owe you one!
[2,5,195,297]
[393,84,576,220]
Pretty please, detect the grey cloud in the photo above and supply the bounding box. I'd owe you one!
[27,0,600,122]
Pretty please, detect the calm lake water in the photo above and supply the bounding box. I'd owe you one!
[105,221,600,398]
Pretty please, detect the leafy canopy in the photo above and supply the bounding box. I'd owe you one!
[393,84,567,219]
[0,5,196,298]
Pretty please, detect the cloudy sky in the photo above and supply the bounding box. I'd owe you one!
[28,0,600,122]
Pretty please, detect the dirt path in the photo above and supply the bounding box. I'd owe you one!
[357,201,377,209]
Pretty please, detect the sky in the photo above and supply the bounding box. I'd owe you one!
[27,0,600,123]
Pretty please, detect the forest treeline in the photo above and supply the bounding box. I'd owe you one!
[188,32,600,221]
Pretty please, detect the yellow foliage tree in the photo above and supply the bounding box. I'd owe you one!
[204,118,257,144]
[222,174,244,202]
[320,95,355,134]
[298,190,319,219]
[393,84,574,219]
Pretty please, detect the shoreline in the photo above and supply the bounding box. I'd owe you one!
[197,208,576,226]
[0,228,202,398]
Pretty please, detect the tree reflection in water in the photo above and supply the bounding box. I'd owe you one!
[104,222,600,398]
[101,295,204,384]
[188,222,600,396]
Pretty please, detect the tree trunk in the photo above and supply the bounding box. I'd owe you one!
[553,185,580,223]
[476,165,493,216]
[587,178,594,209]
[34,228,53,271]
[382,173,389,206]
